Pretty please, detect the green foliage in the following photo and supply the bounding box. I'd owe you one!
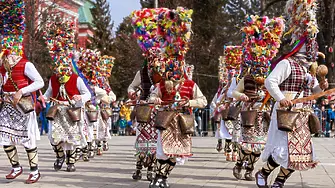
[88,0,114,55]
[109,17,143,99]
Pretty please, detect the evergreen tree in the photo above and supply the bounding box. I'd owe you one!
[88,0,114,55]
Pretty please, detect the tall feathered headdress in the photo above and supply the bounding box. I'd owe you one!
[284,0,319,61]
[0,0,26,57]
[241,15,285,83]
[43,16,76,80]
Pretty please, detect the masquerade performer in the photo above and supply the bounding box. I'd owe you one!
[232,15,285,181]
[255,1,329,187]
[211,46,242,162]
[129,9,165,181]
[76,49,115,158]
[0,0,44,183]
[42,17,90,172]
[148,7,207,188]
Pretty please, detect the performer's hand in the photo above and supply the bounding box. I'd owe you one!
[153,98,162,105]
[319,79,329,90]
[73,95,82,102]
[128,92,136,100]
[178,100,190,107]
[13,90,23,106]
[280,98,293,107]
[239,94,249,102]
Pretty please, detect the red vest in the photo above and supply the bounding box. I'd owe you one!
[0,58,31,92]
[50,74,80,101]
[160,79,195,101]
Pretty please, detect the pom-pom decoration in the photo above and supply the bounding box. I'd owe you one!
[285,0,319,61]
[157,7,193,81]
[0,0,26,57]
[131,8,169,52]
[145,47,166,77]
[156,7,193,60]
[76,49,101,86]
[285,0,318,44]
[43,16,76,78]
[100,55,115,78]
[76,48,115,87]
[218,56,228,84]
[131,7,193,81]
[223,45,242,70]
[241,15,285,79]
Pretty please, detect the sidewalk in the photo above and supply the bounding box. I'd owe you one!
[0,136,334,187]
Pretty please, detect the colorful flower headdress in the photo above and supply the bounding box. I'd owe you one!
[0,0,26,57]
[76,48,101,85]
[285,0,319,61]
[241,15,285,81]
[131,7,193,82]
[43,16,76,78]
[223,46,242,70]
[131,8,169,52]
[76,48,115,87]
[157,7,193,81]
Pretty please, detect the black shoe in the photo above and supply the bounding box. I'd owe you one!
[54,156,65,171]
[149,175,169,188]
[132,170,142,180]
[66,164,76,172]
[88,151,95,158]
[82,154,90,162]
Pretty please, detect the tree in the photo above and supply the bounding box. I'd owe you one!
[317,0,335,89]
[109,17,143,98]
[88,0,114,55]
[24,0,61,86]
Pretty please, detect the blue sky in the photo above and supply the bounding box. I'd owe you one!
[109,0,141,30]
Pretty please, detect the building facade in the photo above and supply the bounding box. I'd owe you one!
[38,0,94,48]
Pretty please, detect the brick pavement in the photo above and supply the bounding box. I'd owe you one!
[0,136,334,188]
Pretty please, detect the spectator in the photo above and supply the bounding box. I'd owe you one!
[331,103,335,137]
[40,102,50,135]
[326,104,335,137]
[321,106,326,135]
[118,115,127,136]
[111,101,121,135]
[312,100,321,137]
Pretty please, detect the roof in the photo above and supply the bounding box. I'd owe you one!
[79,0,94,24]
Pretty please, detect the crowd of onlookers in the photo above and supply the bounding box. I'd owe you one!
[35,95,335,137]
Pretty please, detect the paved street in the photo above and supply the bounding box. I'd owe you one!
[0,136,335,188]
